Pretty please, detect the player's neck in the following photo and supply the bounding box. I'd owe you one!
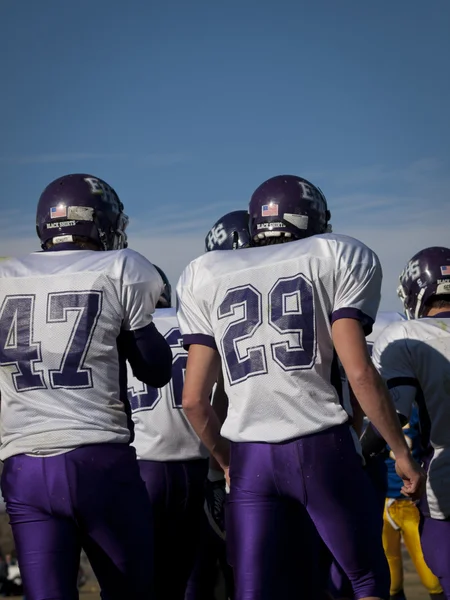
[424,307,450,317]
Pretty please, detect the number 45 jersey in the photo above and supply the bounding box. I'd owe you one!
[177,233,382,443]
[128,307,208,461]
[0,249,163,461]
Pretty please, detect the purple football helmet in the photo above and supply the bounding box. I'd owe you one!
[36,174,129,251]
[249,175,331,244]
[153,265,172,308]
[205,210,251,251]
[398,246,450,319]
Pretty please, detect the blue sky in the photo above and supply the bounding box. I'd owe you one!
[0,0,448,310]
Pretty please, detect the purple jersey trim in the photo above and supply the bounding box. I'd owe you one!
[387,376,419,390]
[183,333,217,351]
[331,307,374,335]
[429,311,450,319]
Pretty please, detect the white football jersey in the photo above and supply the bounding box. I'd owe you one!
[372,314,450,519]
[366,311,406,352]
[0,249,163,460]
[177,233,382,443]
[128,307,208,462]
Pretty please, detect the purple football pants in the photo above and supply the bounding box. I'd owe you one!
[328,454,388,598]
[1,443,154,600]
[138,458,208,600]
[421,516,450,599]
[419,451,450,599]
[185,511,235,600]
[227,423,390,600]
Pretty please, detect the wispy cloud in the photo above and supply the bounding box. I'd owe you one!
[309,157,443,188]
[0,151,190,167]
[0,153,128,165]
[138,153,191,167]
[129,198,239,237]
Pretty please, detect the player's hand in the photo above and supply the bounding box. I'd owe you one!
[395,454,426,500]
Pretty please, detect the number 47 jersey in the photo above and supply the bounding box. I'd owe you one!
[0,249,163,461]
[177,233,382,444]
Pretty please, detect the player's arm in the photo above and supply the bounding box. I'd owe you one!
[333,319,410,458]
[176,262,230,473]
[348,385,365,437]
[182,344,230,471]
[332,241,425,498]
[209,367,229,474]
[119,250,172,388]
[359,328,418,459]
[118,323,172,388]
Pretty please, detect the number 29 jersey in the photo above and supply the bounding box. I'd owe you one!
[0,248,163,461]
[128,308,208,462]
[177,233,382,444]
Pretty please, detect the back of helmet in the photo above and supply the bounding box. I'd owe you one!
[36,174,129,251]
[205,210,251,252]
[248,175,331,246]
[398,246,450,319]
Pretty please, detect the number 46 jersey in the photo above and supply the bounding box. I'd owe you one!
[128,307,208,462]
[177,233,382,444]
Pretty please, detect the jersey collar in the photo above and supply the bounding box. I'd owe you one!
[46,243,85,252]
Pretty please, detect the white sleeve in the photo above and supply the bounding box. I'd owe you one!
[119,250,164,331]
[372,323,418,419]
[176,260,216,349]
[331,238,382,335]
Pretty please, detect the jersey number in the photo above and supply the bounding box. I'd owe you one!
[219,275,317,385]
[128,327,186,412]
[0,292,102,392]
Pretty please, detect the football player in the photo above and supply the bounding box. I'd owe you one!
[127,264,210,600]
[382,406,443,600]
[372,246,450,599]
[0,174,173,600]
[176,174,425,600]
[328,311,405,600]
[186,209,251,600]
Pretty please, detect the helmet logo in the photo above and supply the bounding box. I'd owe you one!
[261,203,278,216]
[206,223,227,250]
[402,259,421,282]
[298,181,314,199]
[440,265,450,276]
[50,205,67,219]
[84,177,117,206]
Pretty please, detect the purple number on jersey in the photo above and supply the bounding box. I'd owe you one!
[218,285,266,384]
[167,328,187,409]
[0,295,45,391]
[128,327,186,411]
[218,275,316,385]
[269,275,316,371]
[0,292,102,392]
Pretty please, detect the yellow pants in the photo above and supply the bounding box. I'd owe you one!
[382,498,443,595]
